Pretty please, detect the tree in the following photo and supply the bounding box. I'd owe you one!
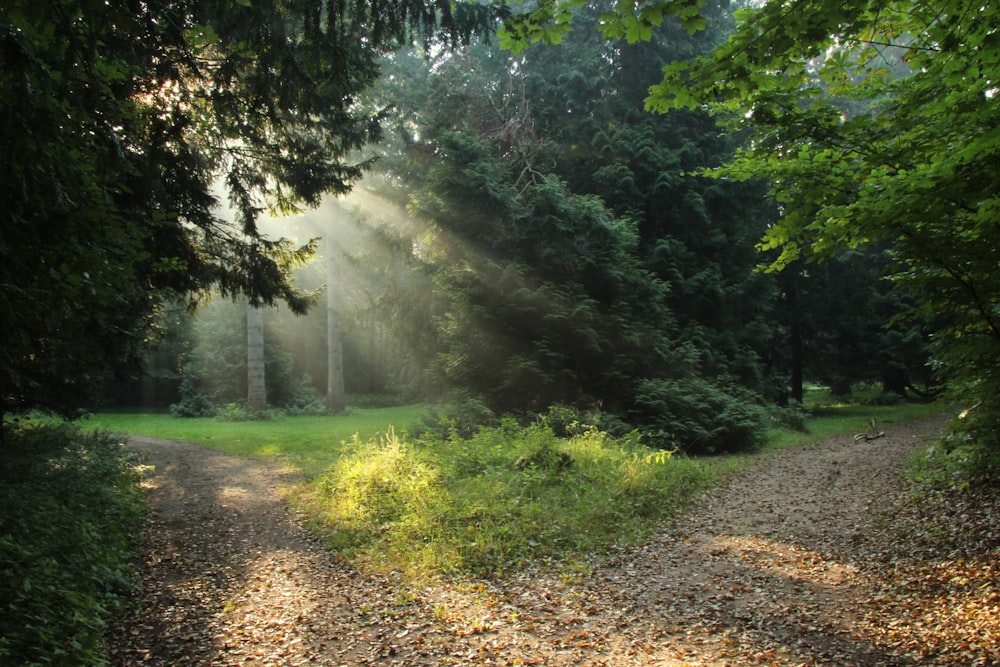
[326,238,347,413]
[247,305,267,411]
[771,251,933,403]
[0,0,498,426]
[376,40,766,452]
[517,3,779,394]
[503,0,1000,444]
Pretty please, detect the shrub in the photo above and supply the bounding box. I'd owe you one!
[767,401,810,432]
[310,430,450,572]
[275,373,329,416]
[0,424,146,665]
[414,395,498,440]
[169,375,214,417]
[629,378,766,454]
[212,402,280,422]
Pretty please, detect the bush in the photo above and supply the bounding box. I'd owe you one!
[0,424,146,665]
[169,375,214,417]
[279,374,328,416]
[629,378,766,454]
[767,401,810,432]
[212,402,280,422]
[414,395,498,440]
[346,393,408,409]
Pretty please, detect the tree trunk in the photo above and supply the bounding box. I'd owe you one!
[247,304,267,411]
[326,244,346,413]
[786,277,804,404]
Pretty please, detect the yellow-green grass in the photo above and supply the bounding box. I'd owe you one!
[86,399,950,582]
[84,405,429,478]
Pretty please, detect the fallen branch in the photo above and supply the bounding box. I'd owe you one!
[854,417,885,442]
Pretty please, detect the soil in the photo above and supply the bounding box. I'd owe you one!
[108,414,1000,666]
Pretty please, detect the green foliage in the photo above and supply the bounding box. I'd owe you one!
[908,431,1000,493]
[772,250,934,402]
[299,421,712,579]
[504,0,1000,468]
[0,0,500,422]
[630,378,767,454]
[766,401,810,432]
[517,5,779,397]
[499,0,706,53]
[0,424,146,665]
[170,295,327,416]
[373,24,773,452]
[646,0,1000,448]
[416,396,499,440]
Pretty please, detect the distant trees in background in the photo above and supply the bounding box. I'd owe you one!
[500,0,994,442]
[109,0,940,455]
[9,0,967,456]
[1,0,497,426]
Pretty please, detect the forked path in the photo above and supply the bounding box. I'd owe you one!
[109,415,985,666]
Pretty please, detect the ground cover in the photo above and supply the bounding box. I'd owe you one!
[0,425,146,665]
[106,405,999,666]
[88,400,946,581]
[85,405,428,478]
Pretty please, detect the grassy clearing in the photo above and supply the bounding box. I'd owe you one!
[0,424,145,665]
[88,398,948,583]
[85,405,428,478]
[765,400,946,450]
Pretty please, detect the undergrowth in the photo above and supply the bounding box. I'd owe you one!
[0,423,146,666]
[294,420,712,581]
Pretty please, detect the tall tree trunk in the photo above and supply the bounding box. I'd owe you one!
[247,304,267,411]
[326,243,346,413]
[787,277,804,405]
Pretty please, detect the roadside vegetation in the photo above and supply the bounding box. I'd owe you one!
[0,424,145,666]
[89,394,946,584]
[0,394,948,665]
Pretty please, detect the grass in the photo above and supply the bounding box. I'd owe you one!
[765,400,945,450]
[294,421,714,580]
[84,405,429,478]
[85,397,949,583]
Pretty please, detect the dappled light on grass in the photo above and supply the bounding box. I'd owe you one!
[255,443,283,456]
[295,421,714,581]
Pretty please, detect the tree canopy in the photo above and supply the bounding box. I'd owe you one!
[368,14,774,452]
[503,0,1000,445]
[0,0,497,421]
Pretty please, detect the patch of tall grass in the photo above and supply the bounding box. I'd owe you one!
[294,420,712,580]
[0,423,145,665]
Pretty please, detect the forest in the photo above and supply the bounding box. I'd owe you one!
[1,0,998,664]
[94,0,948,455]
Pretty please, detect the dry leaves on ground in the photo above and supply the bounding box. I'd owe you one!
[109,415,999,666]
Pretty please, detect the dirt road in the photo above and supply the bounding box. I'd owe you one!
[108,414,999,666]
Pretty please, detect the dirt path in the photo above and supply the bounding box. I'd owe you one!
[108,414,998,666]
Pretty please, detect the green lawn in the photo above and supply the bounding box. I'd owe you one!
[85,405,429,478]
[765,400,947,450]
